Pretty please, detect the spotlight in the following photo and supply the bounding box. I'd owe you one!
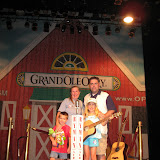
[128,28,136,38]
[105,26,111,35]
[114,0,122,5]
[66,19,70,23]
[32,22,38,31]
[6,20,13,30]
[92,25,98,35]
[123,16,133,23]
[70,25,74,34]
[43,22,50,32]
[61,24,66,32]
[77,25,82,34]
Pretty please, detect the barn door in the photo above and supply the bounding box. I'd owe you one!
[29,102,59,160]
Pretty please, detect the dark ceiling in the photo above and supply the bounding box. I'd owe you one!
[0,0,155,22]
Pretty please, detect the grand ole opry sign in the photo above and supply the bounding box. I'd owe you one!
[17,72,121,91]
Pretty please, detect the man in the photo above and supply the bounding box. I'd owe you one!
[84,76,116,160]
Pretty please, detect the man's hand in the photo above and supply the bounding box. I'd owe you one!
[98,111,105,120]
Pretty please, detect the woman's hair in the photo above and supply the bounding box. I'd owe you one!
[84,102,100,118]
[69,86,80,103]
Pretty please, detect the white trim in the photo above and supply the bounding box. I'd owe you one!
[0,101,17,130]
[29,99,62,103]
[0,24,56,81]
[29,103,57,159]
[88,26,145,91]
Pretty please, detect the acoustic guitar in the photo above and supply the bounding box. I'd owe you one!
[83,112,122,142]
[107,117,128,160]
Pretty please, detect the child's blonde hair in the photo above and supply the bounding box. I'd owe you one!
[84,98,100,118]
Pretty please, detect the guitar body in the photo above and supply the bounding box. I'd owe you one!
[83,120,96,141]
[83,112,122,142]
[107,142,128,160]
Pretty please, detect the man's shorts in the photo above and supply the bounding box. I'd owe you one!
[83,138,99,147]
[96,134,107,155]
[50,151,67,159]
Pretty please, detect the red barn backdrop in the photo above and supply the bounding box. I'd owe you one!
[0,21,148,160]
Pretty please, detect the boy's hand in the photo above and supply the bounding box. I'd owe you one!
[50,136,57,146]
[52,139,57,146]
[67,147,71,154]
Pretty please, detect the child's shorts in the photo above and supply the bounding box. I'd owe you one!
[50,151,67,159]
[83,138,99,147]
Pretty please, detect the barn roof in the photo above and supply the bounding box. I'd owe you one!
[0,23,145,91]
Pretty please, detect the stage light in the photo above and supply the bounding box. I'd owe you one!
[105,26,111,35]
[128,28,136,38]
[70,25,74,34]
[55,23,60,29]
[24,21,30,28]
[110,14,116,21]
[92,25,98,35]
[114,0,122,5]
[77,25,82,34]
[6,20,13,30]
[84,25,88,30]
[61,24,66,32]
[66,19,70,23]
[43,22,50,32]
[32,22,38,31]
[123,16,133,23]
[115,26,121,33]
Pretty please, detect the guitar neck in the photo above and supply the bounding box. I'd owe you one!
[116,118,127,148]
[88,116,109,129]
[87,112,122,129]
[117,129,123,146]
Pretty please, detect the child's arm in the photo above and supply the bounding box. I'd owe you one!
[49,135,57,146]
[67,137,71,153]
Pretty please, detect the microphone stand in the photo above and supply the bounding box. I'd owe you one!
[75,100,79,115]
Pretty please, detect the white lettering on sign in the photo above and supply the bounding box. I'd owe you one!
[71,115,83,160]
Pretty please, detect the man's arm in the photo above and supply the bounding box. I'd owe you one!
[99,95,116,120]
[104,95,116,117]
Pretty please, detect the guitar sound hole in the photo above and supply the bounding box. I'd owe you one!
[112,157,119,159]
[115,147,119,152]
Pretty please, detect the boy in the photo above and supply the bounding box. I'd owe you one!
[49,112,71,160]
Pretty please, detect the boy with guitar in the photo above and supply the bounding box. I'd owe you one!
[83,98,107,160]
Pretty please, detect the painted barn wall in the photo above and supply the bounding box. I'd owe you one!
[0,21,147,160]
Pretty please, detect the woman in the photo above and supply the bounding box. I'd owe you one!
[56,86,83,127]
